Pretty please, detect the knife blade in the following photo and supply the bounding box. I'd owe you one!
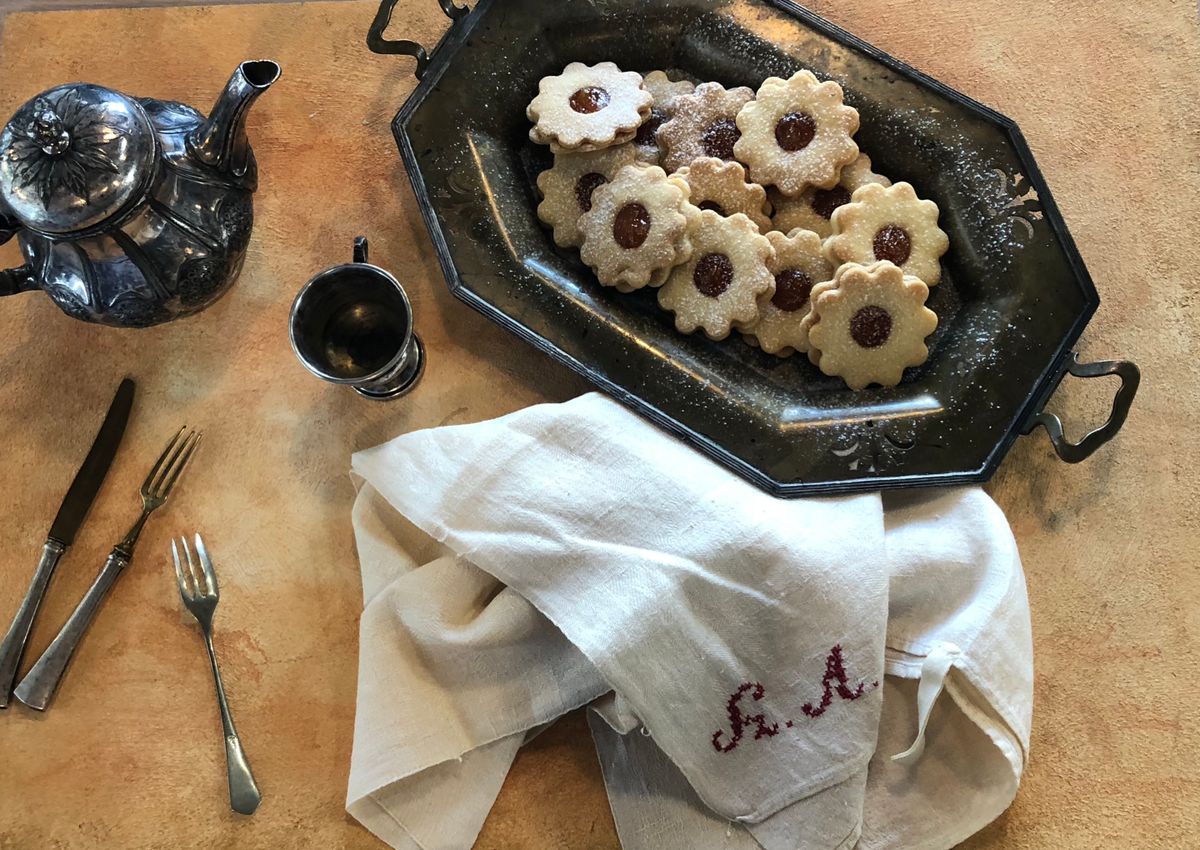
[0,377,135,707]
[47,378,136,545]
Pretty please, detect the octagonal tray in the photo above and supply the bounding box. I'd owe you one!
[368,0,1138,496]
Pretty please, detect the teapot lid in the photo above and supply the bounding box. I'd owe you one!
[0,83,157,236]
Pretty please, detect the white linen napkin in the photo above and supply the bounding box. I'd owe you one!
[860,487,1032,849]
[346,483,608,850]
[352,393,889,825]
[345,393,1033,850]
[588,488,1033,850]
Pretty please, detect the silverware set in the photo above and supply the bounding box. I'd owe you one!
[0,378,262,814]
[15,424,200,709]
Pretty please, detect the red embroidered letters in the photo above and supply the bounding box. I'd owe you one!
[711,645,878,753]
[801,644,871,718]
[711,682,779,752]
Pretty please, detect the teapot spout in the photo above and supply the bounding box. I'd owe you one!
[187,60,281,183]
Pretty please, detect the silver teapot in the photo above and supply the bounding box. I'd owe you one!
[0,60,280,327]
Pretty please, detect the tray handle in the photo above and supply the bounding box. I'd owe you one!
[367,0,471,79]
[1022,353,1140,463]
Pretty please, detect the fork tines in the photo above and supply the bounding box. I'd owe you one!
[172,534,218,602]
[147,427,201,500]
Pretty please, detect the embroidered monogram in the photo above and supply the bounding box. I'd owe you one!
[710,645,878,753]
[711,682,780,752]
[800,644,874,718]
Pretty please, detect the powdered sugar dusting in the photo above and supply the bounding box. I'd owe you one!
[402,0,1077,489]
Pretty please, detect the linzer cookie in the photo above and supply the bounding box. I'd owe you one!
[657,82,755,173]
[524,60,951,379]
[673,157,771,232]
[536,145,639,248]
[740,229,833,356]
[824,181,950,286]
[613,264,672,294]
[528,62,652,151]
[579,164,696,290]
[657,210,775,340]
[770,154,890,238]
[806,261,938,390]
[634,71,696,165]
[733,70,860,195]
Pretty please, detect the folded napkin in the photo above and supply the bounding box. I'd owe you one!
[588,488,1033,850]
[862,488,1032,849]
[346,393,1032,850]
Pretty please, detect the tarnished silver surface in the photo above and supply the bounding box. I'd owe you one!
[0,378,134,708]
[0,60,280,327]
[0,84,156,235]
[14,427,201,711]
[172,534,262,816]
[289,236,425,400]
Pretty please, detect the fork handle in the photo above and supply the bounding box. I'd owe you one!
[14,549,129,711]
[0,540,67,708]
[205,635,262,814]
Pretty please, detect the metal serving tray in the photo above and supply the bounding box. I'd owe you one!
[368,0,1139,496]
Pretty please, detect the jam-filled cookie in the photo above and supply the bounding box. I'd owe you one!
[633,71,696,165]
[740,229,833,356]
[536,145,639,248]
[805,261,938,390]
[528,62,653,152]
[769,154,890,238]
[612,263,673,294]
[657,82,756,173]
[545,136,637,155]
[579,164,696,290]
[673,157,771,231]
[657,210,775,340]
[733,70,860,195]
[824,181,949,286]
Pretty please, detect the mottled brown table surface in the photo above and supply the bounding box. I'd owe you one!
[0,1,1197,848]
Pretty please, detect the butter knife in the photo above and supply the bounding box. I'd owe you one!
[0,378,135,707]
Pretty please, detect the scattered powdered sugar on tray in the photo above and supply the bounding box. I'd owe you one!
[403,0,1068,485]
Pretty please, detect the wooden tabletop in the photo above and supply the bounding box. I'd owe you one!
[0,1,1197,847]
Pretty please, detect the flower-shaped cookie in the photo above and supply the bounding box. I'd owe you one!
[740,229,833,355]
[769,154,890,238]
[673,157,771,232]
[657,82,756,173]
[657,210,775,340]
[633,70,696,165]
[824,181,949,286]
[528,62,652,152]
[579,164,696,290]
[536,144,640,248]
[733,70,860,195]
[805,261,938,390]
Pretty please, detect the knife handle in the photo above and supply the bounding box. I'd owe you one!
[0,540,67,708]
[14,548,129,711]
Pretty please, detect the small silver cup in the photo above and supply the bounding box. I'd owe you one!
[289,237,424,399]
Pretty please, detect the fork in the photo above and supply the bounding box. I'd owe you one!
[173,534,262,815]
[14,427,200,711]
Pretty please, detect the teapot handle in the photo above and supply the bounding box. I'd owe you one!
[0,214,37,296]
[0,264,37,296]
[1,211,19,246]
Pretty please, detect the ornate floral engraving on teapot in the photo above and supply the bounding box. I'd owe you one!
[0,60,280,327]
